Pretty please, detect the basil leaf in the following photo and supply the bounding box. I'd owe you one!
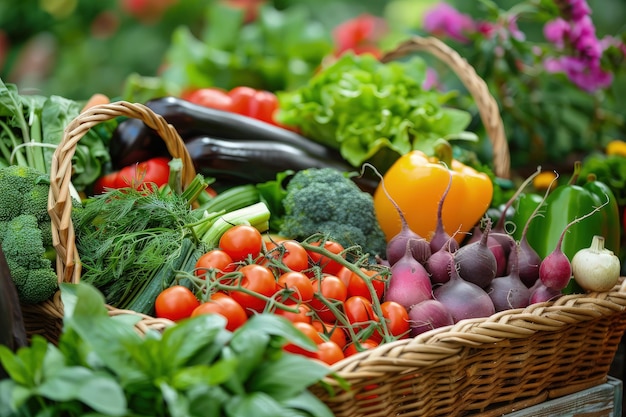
[225,392,293,417]
[247,353,330,400]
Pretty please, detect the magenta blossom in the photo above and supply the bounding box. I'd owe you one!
[423,3,476,43]
[543,18,570,47]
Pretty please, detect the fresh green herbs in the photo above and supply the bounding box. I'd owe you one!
[73,170,271,314]
[0,282,333,417]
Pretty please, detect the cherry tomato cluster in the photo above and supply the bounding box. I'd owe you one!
[154,225,410,365]
[182,86,291,128]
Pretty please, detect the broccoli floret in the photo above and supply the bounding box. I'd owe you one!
[1,215,58,304]
[278,168,387,256]
[0,165,49,221]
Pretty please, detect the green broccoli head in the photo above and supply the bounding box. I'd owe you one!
[22,183,51,222]
[279,168,387,256]
[7,258,58,305]
[0,165,49,221]
[1,214,58,304]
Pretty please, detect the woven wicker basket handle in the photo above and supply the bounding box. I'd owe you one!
[381,36,511,179]
[47,101,197,285]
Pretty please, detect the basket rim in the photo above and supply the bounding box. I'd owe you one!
[381,36,511,179]
[325,277,626,378]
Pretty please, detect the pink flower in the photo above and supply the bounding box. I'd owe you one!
[423,3,476,43]
[569,0,592,21]
[422,68,440,90]
[543,17,570,48]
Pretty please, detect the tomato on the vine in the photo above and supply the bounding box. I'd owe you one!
[315,341,345,365]
[263,240,309,272]
[277,271,314,302]
[308,274,348,323]
[379,301,410,339]
[155,285,200,322]
[347,268,386,303]
[284,321,323,358]
[219,224,263,262]
[312,320,347,349]
[306,240,345,275]
[343,339,379,357]
[191,292,247,331]
[344,296,379,331]
[274,302,312,324]
[229,264,277,315]
[195,249,236,279]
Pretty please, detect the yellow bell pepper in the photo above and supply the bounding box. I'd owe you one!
[373,148,493,244]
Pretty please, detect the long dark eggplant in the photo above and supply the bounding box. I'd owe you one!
[185,136,378,193]
[109,96,345,169]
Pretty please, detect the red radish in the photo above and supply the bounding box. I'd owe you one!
[384,240,433,311]
[408,299,454,337]
[429,169,459,254]
[487,242,531,312]
[433,261,495,323]
[363,163,431,265]
[454,218,497,289]
[539,196,609,290]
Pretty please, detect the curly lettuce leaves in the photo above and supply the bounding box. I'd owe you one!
[276,53,475,172]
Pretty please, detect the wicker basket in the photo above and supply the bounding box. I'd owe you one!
[308,36,626,416]
[20,101,195,342]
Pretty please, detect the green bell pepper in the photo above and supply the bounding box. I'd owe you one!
[512,163,621,261]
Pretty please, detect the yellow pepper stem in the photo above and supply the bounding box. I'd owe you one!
[433,138,453,169]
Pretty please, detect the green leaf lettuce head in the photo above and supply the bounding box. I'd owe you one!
[276,53,473,172]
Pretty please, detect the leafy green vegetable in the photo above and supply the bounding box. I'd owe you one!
[124,3,335,101]
[0,78,111,191]
[0,282,334,417]
[276,53,474,173]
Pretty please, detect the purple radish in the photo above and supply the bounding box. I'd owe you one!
[491,167,542,253]
[429,169,459,254]
[517,173,559,287]
[454,217,497,289]
[487,242,531,312]
[539,196,609,290]
[426,237,456,285]
[385,240,433,311]
[529,281,562,304]
[433,261,495,323]
[408,299,454,337]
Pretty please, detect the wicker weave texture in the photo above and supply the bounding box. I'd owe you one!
[311,279,626,416]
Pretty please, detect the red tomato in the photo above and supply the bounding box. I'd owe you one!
[191,292,248,331]
[274,302,312,324]
[195,249,236,279]
[380,301,410,339]
[155,285,200,322]
[183,88,233,112]
[308,274,348,323]
[343,339,379,357]
[344,296,379,331]
[229,264,277,315]
[263,240,309,272]
[277,271,315,302]
[315,341,345,365]
[219,225,263,262]
[284,321,324,358]
[347,268,386,303]
[228,86,279,125]
[312,320,347,349]
[306,240,345,275]
[93,157,171,194]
